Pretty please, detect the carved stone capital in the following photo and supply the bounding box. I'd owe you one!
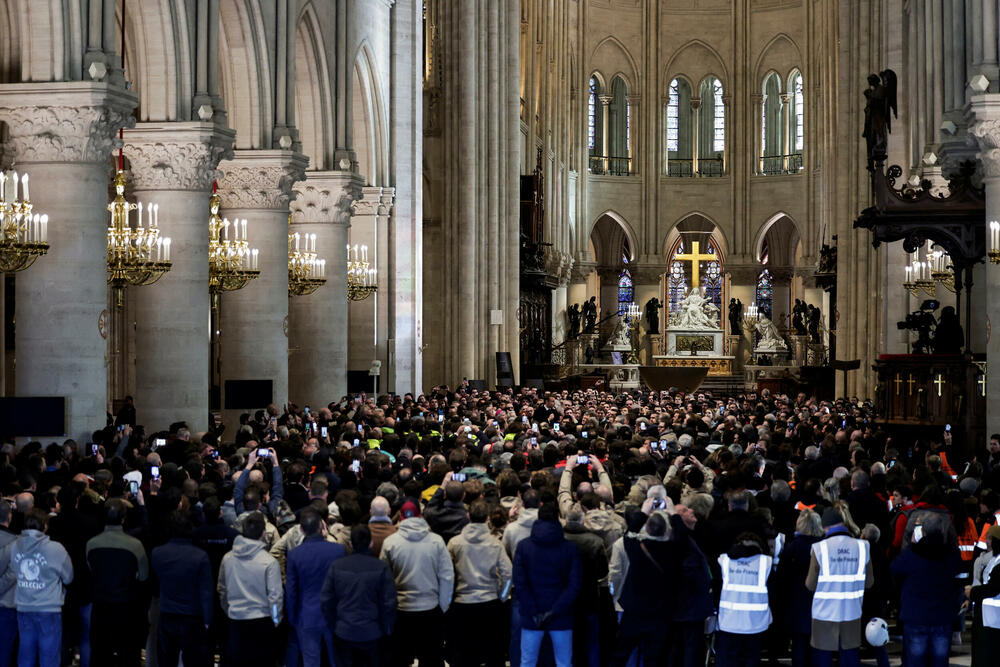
[966,95,1000,179]
[632,264,665,284]
[569,260,596,283]
[0,82,136,165]
[216,150,309,210]
[351,186,394,217]
[123,122,235,191]
[543,247,575,285]
[291,171,364,225]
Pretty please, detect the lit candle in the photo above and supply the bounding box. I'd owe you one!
[164,238,171,262]
[20,173,28,202]
[353,244,358,261]
[310,233,316,253]
[137,202,144,228]
[223,218,229,240]
[154,204,159,228]
[252,248,259,271]
[233,218,239,240]
[156,238,162,261]
[0,171,5,202]
[905,265,911,281]
[362,245,368,262]
[40,214,47,242]
[33,214,39,242]
[294,233,300,251]
[241,219,247,239]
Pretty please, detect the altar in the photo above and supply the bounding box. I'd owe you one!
[656,287,733,376]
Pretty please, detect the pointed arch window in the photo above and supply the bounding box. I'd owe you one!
[618,256,634,315]
[665,77,694,176]
[665,236,725,323]
[756,268,774,319]
[608,76,630,175]
[588,76,601,152]
[761,72,783,174]
[790,70,804,159]
[696,77,725,176]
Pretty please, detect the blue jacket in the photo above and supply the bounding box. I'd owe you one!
[321,549,397,642]
[151,538,214,624]
[513,519,581,631]
[286,535,346,629]
[890,542,963,626]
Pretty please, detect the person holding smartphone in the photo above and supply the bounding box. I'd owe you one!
[232,448,284,549]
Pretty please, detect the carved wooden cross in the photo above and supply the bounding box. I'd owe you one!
[894,374,902,395]
[906,374,916,395]
[979,372,986,397]
[933,374,944,397]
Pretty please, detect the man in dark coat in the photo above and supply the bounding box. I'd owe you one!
[286,509,346,665]
[563,508,608,667]
[513,502,581,667]
[321,525,397,666]
[670,506,713,667]
[423,480,470,543]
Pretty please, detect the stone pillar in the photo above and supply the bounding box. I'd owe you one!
[123,122,234,433]
[288,171,362,407]
[0,82,135,441]
[969,98,1000,441]
[727,263,759,365]
[216,150,307,425]
[347,187,393,383]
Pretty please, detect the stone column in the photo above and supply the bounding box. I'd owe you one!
[0,82,135,441]
[123,122,234,433]
[287,171,361,406]
[727,263,760,367]
[969,98,1000,441]
[216,150,307,425]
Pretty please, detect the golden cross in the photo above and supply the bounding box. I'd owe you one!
[979,373,986,397]
[673,240,716,287]
[894,374,902,395]
[906,374,915,395]
[933,373,944,397]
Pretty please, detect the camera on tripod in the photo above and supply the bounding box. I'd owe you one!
[896,299,939,354]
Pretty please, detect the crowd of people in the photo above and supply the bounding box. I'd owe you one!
[2,384,1000,667]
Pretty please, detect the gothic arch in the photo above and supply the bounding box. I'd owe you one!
[119,0,194,121]
[661,212,730,262]
[590,36,639,95]
[295,1,334,170]
[663,40,729,92]
[753,33,802,84]
[353,40,388,186]
[589,69,608,91]
[219,0,273,149]
[589,210,638,263]
[0,0,20,83]
[754,211,802,265]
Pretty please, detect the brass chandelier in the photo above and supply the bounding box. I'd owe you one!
[0,170,49,273]
[347,243,377,301]
[106,167,171,306]
[288,216,327,297]
[209,187,259,297]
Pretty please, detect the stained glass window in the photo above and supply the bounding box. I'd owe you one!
[666,79,680,152]
[712,79,725,153]
[617,268,634,315]
[756,268,774,320]
[792,71,804,152]
[588,76,598,151]
[666,237,724,325]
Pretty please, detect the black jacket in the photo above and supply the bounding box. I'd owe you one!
[563,524,609,612]
[85,526,149,605]
[423,490,469,543]
[619,536,678,630]
[47,508,101,606]
[670,514,713,622]
[192,520,239,582]
[321,549,397,642]
[151,538,214,624]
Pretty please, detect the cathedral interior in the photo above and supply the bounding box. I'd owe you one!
[0,0,995,445]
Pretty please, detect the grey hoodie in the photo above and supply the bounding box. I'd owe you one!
[380,517,454,612]
[0,527,18,608]
[11,530,73,613]
[218,535,283,622]
[447,522,512,604]
[502,508,538,559]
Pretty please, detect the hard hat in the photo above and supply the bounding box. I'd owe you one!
[865,617,889,647]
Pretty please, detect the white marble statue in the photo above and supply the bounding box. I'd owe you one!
[670,287,720,330]
[610,316,632,346]
[754,314,789,352]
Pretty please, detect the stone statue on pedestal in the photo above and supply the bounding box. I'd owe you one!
[728,298,743,335]
[792,299,808,335]
[863,70,897,170]
[671,288,719,330]
[644,297,662,334]
[567,303,581,339]
[755,314,788,352]
[582,297,598,333]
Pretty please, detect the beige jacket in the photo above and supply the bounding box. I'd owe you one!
[380,517,454,612]
[447,522,512,605]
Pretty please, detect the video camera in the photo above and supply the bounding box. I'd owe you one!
[896,299,938,354]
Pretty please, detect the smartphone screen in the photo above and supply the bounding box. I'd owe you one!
[353,438,360,446]
[453,473,466,482]
[350,460,361,473]
[257,448,269,458]
[91,443,99,456]
[129,481,139,495]
[581,430,588,439]
[151,466,160,479]
[553,423,560,432]
[321,426,328,437]
[153,438,166,449]
[577,455,589,465]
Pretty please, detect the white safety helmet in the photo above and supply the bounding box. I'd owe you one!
[865,617,889,647]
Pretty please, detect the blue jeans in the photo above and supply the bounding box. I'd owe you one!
[811,647,860,667]
[521,629,572,667]
[17,611,61,667]
[296,625,335,666]
[0,607,16,667]
[904,623,950,667]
